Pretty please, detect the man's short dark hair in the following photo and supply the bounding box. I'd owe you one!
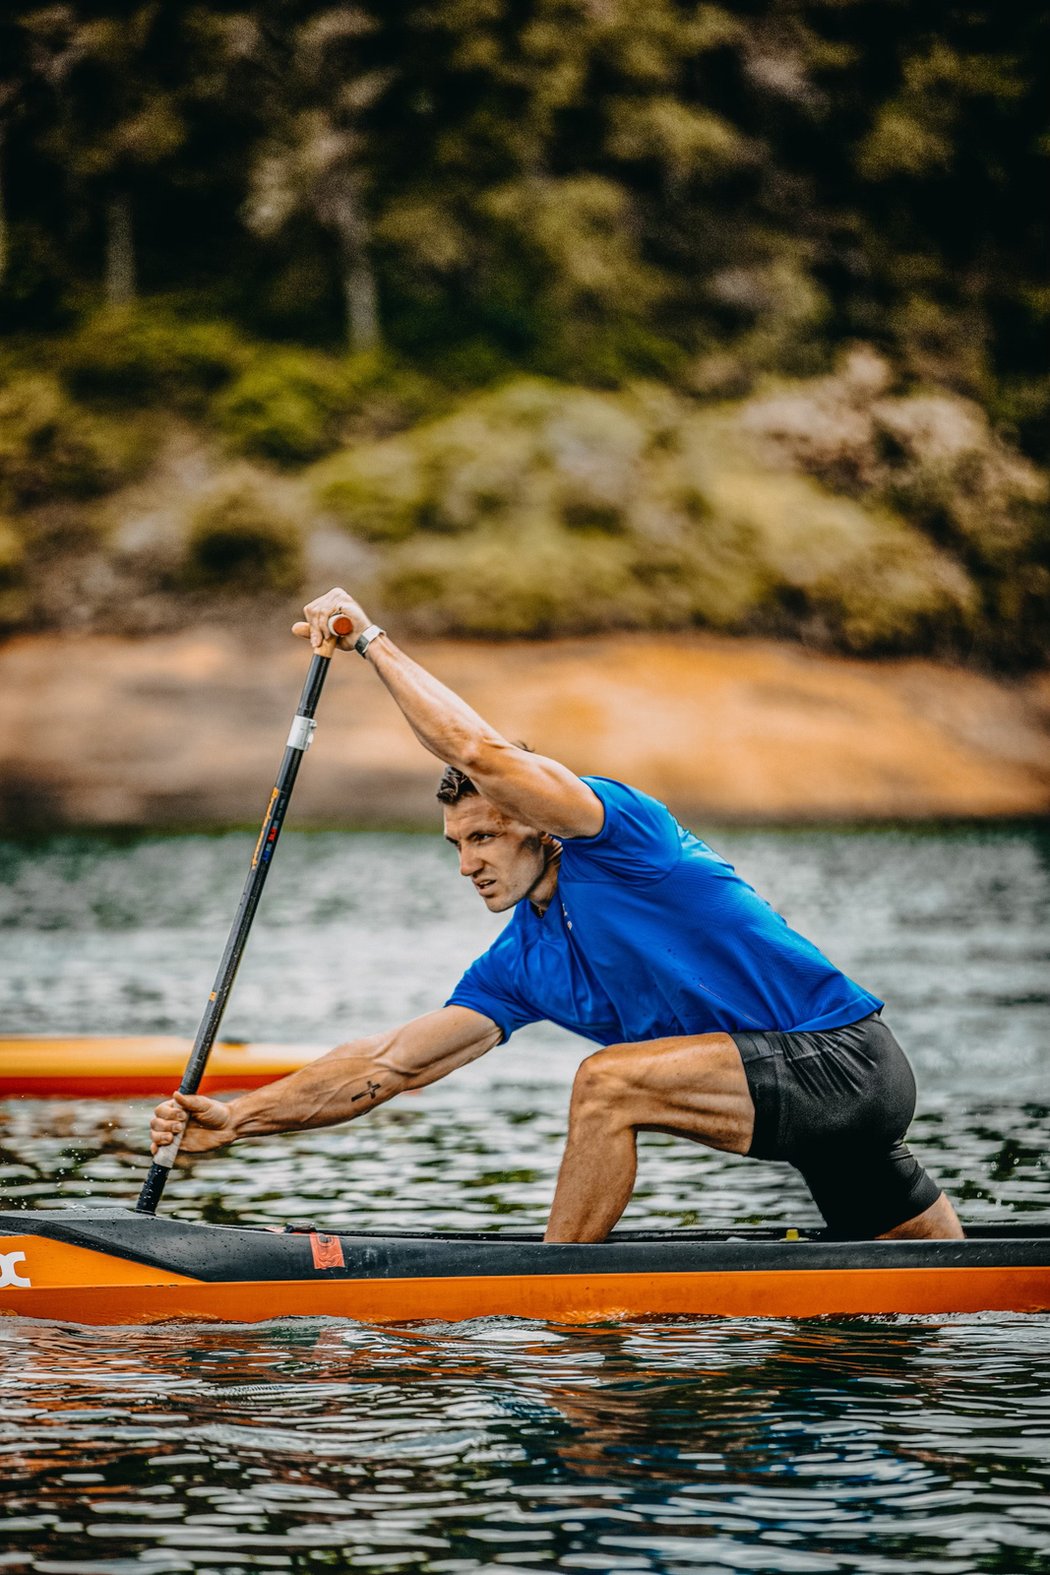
[436,765,478,805]
[436,743,534,805]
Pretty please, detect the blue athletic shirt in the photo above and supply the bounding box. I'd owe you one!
[447,776,881,1045]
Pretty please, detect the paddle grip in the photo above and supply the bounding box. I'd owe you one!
[151,1132,182,1170]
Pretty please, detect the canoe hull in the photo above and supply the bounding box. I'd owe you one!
[2,1212,1049,1324]
[5,1262,1050,1326]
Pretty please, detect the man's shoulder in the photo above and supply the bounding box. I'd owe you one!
[576,776,677,830]
[561,776,683,881]
[580,774,659,804]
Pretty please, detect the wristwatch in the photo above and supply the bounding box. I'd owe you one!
[354,623,386,658]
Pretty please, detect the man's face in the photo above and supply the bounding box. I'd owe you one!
[443,796,551,913]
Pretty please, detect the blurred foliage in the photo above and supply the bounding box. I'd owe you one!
[0,2,1046,664]
[1,3,1045,429]
[183,476,304,592]
[61,307,248,408]
[0,515,25,627]
[215,347,437,464]
[214,347,365,465]
[334,377,982,655]
[742,349,1050,664]
[0,372,153,505]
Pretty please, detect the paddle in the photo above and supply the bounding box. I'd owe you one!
[136,613,353,1216]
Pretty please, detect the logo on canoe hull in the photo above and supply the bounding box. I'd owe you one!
[0,1251,30,1288]
[309,1232,345,1271]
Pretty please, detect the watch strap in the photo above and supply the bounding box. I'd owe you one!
[354,623,386,657]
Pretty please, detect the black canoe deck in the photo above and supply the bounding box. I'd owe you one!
[3,1209,1049,1284]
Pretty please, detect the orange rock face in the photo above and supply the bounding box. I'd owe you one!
[0,631,1047,827]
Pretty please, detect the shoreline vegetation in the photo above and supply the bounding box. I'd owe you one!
[1,6,1047,667]
[1,6,1046,825]
[2,315,1047,832]
[1,326,1047,665]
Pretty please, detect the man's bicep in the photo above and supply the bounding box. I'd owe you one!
[378,1004,502,1087]
[471,744,605,838]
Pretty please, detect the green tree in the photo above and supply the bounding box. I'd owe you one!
[796,1,1050,444]
[243,5,394,352]
[377,0,751,372]
[25,2,189,304]
[0,12,32,286]
[0,0,1045,459]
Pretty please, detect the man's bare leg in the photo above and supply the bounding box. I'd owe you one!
[544,1034,755,1243]
[878,1191,964,1240]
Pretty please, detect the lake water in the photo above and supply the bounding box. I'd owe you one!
[1,825,1048,1574]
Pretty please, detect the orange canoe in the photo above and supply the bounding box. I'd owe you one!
[1,1212,1048,1324]
[0,1036,327,1098]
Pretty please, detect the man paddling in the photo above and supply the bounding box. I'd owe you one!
[151,588,962,1243]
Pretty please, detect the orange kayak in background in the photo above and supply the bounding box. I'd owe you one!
[0,1036,327,1098]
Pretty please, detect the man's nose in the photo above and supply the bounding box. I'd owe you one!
[459,847,483,877]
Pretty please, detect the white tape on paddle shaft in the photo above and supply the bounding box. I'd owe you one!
[153,1130,183,1170]
[286,714,317,752]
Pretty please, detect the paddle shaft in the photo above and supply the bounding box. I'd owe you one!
[137,620,350,1215]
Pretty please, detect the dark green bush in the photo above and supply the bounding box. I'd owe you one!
[215,350,438,467]
[0,374,151,506]
[0,516,24,585]
[62,306,248,409]
[213,349,356,465]
[536,321,690,389]
[0,519,21,574]
[313,441,428,541]
[184,479,303,593]
[0,517,25,625]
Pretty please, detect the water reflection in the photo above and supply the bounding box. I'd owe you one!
[3,1314,1050,1573]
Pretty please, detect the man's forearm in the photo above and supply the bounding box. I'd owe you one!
[366,637,506,774]
[221,1007,499,1141]
[227,1036,409,1140]
[153,1007,500,1158]
[297,592,602,835]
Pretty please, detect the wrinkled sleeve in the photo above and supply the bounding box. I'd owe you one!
[559,777,682,882]
[446,937,540,1045]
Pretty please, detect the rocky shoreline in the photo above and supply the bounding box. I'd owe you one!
[1,631,1047,830]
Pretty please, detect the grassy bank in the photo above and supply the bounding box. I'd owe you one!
[1,305,1047,669]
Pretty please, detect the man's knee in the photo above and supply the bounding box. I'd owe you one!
[569,1049,630,1122]
[570,1035,736,1109]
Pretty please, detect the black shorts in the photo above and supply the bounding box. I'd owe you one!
[731,1013,942,1238]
